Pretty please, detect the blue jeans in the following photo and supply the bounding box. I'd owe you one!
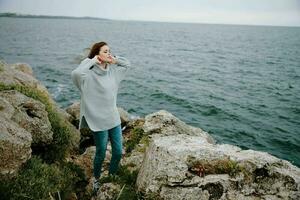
[92,124,123,179]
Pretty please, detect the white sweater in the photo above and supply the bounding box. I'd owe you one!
[71,55,131,131]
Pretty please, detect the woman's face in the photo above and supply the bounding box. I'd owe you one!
[99,45,112,60]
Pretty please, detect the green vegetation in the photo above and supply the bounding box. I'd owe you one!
[124,127,145,154]
[0,156,85,200]
[99,164,161,200]
[0,83,86,199]
[187,157,244,177]
[134,135,150,153]
[0,83,74,162]
[99,164,139,200]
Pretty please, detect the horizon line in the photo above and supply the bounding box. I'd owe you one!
[0,12,299,28]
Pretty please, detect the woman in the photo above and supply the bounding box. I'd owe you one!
[71,41,131,194]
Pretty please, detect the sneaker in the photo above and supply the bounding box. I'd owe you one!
[92,178,100,195]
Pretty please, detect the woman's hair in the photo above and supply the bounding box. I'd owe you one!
[88,41,108,59]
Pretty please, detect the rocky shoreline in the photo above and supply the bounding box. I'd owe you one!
[0,60,299,200]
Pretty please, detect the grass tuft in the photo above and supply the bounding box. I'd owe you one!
[99,164,139,200]
[124,127,145,154]
[187,157,245,177]
[0,156,86,200]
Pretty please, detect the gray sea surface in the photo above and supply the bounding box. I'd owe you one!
[0,17,299,166]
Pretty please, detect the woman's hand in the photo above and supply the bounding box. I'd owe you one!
[108,55,117,64]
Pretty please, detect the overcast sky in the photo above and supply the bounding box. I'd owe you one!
[0,0,299,26]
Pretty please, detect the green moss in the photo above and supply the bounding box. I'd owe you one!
[135,135,150,153]
[99,164,139,200]
[0,83,74,162]
[98,164,163,200]
[187,157,244,177]
[124,127,145,154]
[0,156,86,200]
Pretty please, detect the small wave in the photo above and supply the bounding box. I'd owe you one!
[127,108,136,113]
[266,61,276,65]
[274,126,288,133]
[278,114,289,120]
[237,130,256,140]
[205,50,217,54]
[45,78,58,83]
[175,48,193,52]
[208,94,226,101]
[129,114,141,120]
[292,107,300,114]
[201,105,220,116]
[52,83,65,99]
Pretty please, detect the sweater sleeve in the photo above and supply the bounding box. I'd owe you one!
[71,57,98,92]
[113,55,131,83]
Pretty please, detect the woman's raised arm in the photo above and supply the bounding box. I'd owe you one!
[71,56,98,92]
[112,55,131,83]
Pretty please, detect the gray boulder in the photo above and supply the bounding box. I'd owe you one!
[122,110,215,174]
[0,60,81,179]
[143,110,215,144]
[0,60,51,99]
[0,90,53,145]
[0,116,32,178]
[136,110,300,200]
[10,63,34,76]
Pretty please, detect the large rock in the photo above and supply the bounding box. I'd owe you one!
[0,60,81,179]
[143,110,215,144]
[0,60,51,99]
[0,116,32,178]
[136,130,300,199]
[0,90,53,145]
[10,63,34,76]
[121,110,215,175]
[122,110,216,174]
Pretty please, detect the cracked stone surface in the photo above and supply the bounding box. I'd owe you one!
[0,90,53,145]
[136,110,300,200]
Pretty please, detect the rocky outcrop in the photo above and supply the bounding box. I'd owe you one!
[1,59,299,200]
[121,110,215,174]
[0,115,32,178]
[0,60,80,178]
[0,60,50,99]
[0,90,53,145]
[143,110,215,143]
[136,110,300,200]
